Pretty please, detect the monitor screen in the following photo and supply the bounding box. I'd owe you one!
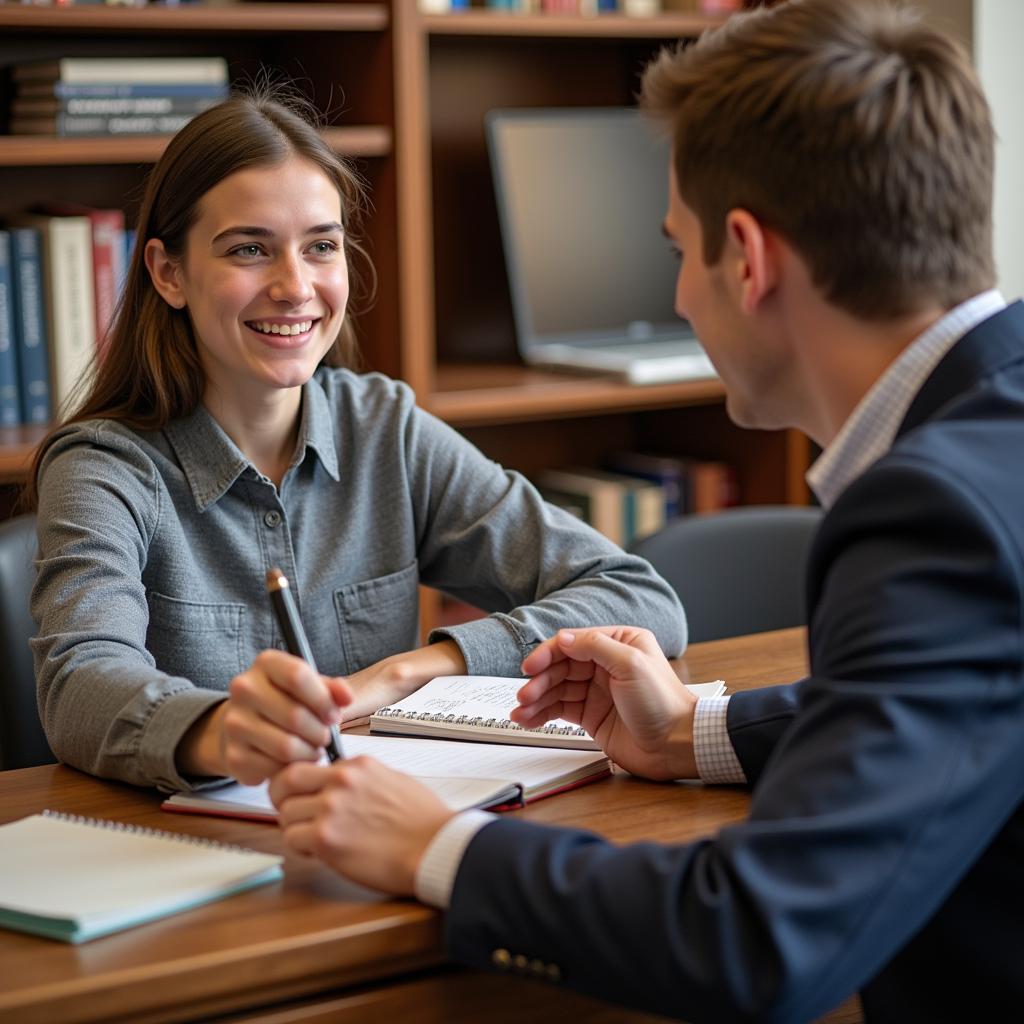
[486,107,682,348]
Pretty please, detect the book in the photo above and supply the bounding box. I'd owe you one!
[0,811,282,944]
[36,204,126,356]
[13,57,229,86]
[14,81,230,100]
[29,214,96,416]
[370,676,727,749]
[605,452,738,519]
[12,95,223,118]
[8,228,51,425]
[0,232,21,427]
[11,113,200,137]
[163,733,614,822]
[536,467,629,545]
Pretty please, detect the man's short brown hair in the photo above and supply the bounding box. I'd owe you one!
[642,0,995,318]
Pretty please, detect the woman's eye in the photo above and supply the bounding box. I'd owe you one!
[310,240,340,255]
[231,244,264,258]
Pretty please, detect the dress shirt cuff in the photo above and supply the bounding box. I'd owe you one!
[693,696,747,784]
[415,810,497,909]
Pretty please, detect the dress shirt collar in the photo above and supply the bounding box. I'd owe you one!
[807,290,1006,509]
[164,371,341,512]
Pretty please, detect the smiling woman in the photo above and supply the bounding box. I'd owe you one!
[24,89,687,795]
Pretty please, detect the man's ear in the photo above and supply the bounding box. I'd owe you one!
[144,238,187,310]
[724,209,777,315]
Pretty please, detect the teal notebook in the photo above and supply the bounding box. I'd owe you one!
[0,811,283,943]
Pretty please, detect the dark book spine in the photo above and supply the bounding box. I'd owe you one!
[9,229,51,425]
[0,232,23,427]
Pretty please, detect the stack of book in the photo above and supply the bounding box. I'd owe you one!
[0,209,134,426]
[8,56,228,138]
[536,454,737,547]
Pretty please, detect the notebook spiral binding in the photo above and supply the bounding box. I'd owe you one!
[374,708,588,737]
[40,810,258,855]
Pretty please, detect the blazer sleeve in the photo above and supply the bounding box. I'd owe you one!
[444,454,1024,1023]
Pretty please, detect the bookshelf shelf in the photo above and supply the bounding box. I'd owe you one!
[0,4,389,35]
[430,364,726,427]
[0,426,47,485]
[422,11,727,39]
[0,126,393,168]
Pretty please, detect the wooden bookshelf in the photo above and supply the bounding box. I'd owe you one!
[422,11,728,39]
[0,126,392,167]
[430,364,727,427]
[0,0,809,534]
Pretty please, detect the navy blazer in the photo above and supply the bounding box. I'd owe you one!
[444,302,1024,1023]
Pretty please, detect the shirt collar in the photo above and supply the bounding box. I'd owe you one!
[164,373,341,513]
[807,290,1006,509]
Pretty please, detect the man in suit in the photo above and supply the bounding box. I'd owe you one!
[270,0,1024,1019]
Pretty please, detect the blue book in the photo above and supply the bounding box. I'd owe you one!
[9,228,52,425]
[0,232,22,427]
[38,82,229,100]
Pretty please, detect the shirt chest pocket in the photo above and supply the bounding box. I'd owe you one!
[146,591,246,691]
[333,561,420,674]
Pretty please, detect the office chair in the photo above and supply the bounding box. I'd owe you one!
[630,504,823,644]
[0,513,54,770]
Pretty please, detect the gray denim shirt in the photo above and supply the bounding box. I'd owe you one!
[32,368,686,792]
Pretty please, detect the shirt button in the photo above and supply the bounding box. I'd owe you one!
[264,510,282,528]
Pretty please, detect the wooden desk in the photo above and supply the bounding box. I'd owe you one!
[0,628,861,1024]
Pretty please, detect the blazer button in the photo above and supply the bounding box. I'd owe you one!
[491,948,512,970]
[546,963,562,983]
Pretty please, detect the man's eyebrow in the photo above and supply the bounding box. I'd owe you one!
[211,222,344,245]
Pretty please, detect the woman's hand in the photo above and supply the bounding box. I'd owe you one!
[340,639,468,722]
[177,649,352,784]
[514,627,698,781]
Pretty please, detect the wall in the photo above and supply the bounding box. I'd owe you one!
[975,0,1024,300]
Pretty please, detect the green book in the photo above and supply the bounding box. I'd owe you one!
[0,811,282,944]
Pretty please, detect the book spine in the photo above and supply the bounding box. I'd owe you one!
[9,229,51,425]
[20,82,229,100]
[13,96,222,117]
[12,113,199,137]
[39,217,96,416]
[86,210,126,357]
[15,57,228,85]
[0,232,22,427]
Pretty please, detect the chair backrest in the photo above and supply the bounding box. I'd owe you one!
[0,513,54,770]
[630,504,823,644]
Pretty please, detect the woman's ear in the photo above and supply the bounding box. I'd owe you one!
[724,209,777,315]
[144,238,187,310]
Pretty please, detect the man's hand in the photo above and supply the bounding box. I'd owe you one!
[514,627,698,780]
[177,650,352,784]
[270,759,456,894]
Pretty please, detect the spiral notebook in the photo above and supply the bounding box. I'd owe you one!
[369,675,727,749]
[0,811,283,943]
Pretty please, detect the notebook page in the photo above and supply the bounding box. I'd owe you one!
[0,814,281,921]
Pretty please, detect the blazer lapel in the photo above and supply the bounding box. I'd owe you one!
[898,300,1024,439]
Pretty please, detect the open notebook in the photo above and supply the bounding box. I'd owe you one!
[163,733,612,822]
[370,676,726,749]
[0,811,282,943]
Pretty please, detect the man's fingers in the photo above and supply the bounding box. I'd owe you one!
[556,628,660,674]
[269,761,335,807]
